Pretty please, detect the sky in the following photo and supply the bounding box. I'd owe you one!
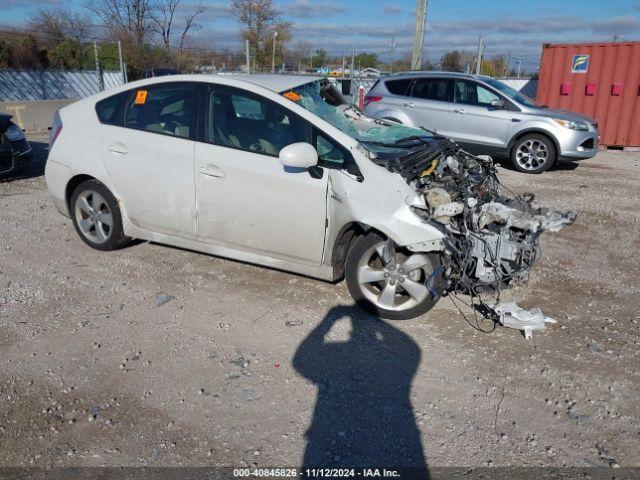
[2,0,640,70]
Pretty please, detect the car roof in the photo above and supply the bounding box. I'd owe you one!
[216,74,323,92]
[382,71,486,81]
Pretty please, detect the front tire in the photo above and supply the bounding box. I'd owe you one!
[345,232,442,320]
[510,133,556,174]
[70,179,129,251]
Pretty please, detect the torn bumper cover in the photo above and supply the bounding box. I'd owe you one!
[366,135,576,298]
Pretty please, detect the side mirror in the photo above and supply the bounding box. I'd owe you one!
[490,98,506,109]
[279,142,318,169]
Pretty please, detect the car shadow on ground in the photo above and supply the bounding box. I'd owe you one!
[292,305,430,479]
[493,155,579,173]
[0,141,48,183]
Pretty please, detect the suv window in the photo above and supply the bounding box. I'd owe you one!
[206,86,308,156]
[385,79,413,96]
[95,92,128,125]
[411,78,452,101]
[124,83,197,139]
[454,80,501,107]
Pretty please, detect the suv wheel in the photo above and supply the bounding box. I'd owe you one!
[511,133,556,174]
[70,179,130,251]
[345,232,442,320]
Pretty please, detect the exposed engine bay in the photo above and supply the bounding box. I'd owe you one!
[363,132,576,301]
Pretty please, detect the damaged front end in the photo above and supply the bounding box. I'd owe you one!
[363,135,576,302]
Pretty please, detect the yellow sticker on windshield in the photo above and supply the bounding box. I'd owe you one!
[134,90,148,105]
[283,91,302,102]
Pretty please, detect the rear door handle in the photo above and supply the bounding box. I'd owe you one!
[107,143,128,154]
[453,108,466,114]
[198,164,225,178]
[404,102,415,108]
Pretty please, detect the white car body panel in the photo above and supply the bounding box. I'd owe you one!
[45,74,445,282]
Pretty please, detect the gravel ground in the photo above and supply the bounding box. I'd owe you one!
[1,134,639,471]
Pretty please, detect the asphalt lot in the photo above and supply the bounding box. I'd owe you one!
[1,135,639,471]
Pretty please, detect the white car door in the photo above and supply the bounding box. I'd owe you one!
[194,85,328,265]
[101,82,197,238]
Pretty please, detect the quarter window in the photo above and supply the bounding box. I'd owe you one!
[206,87,308,156]
[385,79,413,96]
[315,130,349,167]
[454,80,501,107]
[411,78,452,101]
[124,83,197,139]
[95,92,127,125]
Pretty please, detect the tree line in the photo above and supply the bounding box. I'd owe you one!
[0,0,533,78]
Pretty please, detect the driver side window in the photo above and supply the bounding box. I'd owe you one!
[206,87,307,156]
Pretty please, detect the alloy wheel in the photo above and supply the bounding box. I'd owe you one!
[356,240,434,312]
[515,139,549,171]
[74,190,113,244]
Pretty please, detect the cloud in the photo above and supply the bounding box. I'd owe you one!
[190,2,233,23]
[383,4,402,15]
[0,0,60,10]
[281,0,346,18]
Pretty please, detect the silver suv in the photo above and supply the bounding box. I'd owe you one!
[363,71,599,174]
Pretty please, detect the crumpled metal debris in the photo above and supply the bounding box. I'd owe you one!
[477,202,577,233]
[492,302,557,339]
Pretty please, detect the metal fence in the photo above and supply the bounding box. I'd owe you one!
[0,69,124,101]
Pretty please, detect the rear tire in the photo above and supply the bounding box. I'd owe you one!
[345,232,442,320]
[510,133,556,174]
[69,179,130,251]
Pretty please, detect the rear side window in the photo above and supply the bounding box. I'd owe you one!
[124,83,197,139]
[385,79,413,96]
[411,78,452,102]
[95,92,127,125]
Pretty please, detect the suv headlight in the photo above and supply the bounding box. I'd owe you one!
[553,119,589,131]
[4,124,25,142]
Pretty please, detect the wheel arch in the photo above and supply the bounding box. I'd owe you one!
[508,129,560,158]
[65,174,98,212]
[330,222,388,281]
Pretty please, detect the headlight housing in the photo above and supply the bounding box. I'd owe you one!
[553,119,589,131]
[4,124,25,142]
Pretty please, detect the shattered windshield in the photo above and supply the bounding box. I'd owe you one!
[288,80,433,154]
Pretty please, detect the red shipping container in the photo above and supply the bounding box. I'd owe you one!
[537,42,640,147]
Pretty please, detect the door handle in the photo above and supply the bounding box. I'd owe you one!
[404,102,415,108]
[453,108,466,114]
[107,143,128,154]
[198,164,225,178]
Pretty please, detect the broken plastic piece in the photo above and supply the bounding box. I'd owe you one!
[492,302,557,339]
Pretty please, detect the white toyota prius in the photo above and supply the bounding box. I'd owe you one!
[45,74,574,320]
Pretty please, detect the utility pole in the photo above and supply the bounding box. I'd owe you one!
[271,31,278,73]
[411,0,428,70]
[342,49,346,79]
[245,39,250,74]
[350,47,356,102]
[93,41,104,91]
[516,55,523,78]
[389,36,396,73]
[475,35,483,75]
[117,40,125,84]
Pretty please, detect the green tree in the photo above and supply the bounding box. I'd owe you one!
[355,52,378,69]
[440,50,462,72]
[49,38,83,69]
[311,48,327,68]
[0,40,11,68]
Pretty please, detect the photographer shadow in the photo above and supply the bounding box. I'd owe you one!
[293,305,429,478]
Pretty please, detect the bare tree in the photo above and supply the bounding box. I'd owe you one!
[231,0,290,70]
[151,0,204,70]
[28,8,94,44]
[87,0,154,48]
